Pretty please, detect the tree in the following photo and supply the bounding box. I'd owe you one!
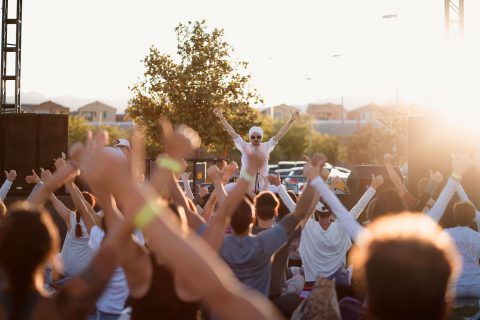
[68,116,92,147]
[127,20,262,157]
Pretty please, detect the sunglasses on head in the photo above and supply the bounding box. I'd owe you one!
[250,135,262,140]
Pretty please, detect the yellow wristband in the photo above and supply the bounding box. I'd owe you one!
[134,200,162,230]
[451,172,462,182]
[240,171,254,184]
[156,157,182,173]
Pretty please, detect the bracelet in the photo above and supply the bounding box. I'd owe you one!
[240,171,254,184]
[134,200,162,230]
[450,172,462,182]
[156,157,182,173]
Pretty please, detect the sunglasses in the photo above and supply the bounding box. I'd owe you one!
[250,135,262,140]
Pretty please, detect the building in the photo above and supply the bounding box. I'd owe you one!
[21,101,70,114]
[78,101,116,123]
[260,104,301,120]
[306,103,346,121]
[347,104,381,122]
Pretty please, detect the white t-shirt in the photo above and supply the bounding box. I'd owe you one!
[88,226,129,314]
[61,211,94,277]
[299,218,352,281]
[445,227,480,287]
[233,136,277,176]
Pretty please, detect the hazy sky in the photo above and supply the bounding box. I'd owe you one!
[16,0,480,113]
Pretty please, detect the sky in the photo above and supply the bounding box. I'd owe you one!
[12,0,480,114]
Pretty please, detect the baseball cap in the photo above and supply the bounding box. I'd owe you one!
[114,138,130,149]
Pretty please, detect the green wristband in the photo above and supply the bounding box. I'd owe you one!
[241,171,254,184]
[156,157,182,173]
[134,200,162,230]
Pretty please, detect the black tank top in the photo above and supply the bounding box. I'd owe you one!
[127,254,200,320]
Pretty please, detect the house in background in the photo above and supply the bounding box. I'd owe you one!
[78,101,116,123]
[347,104,381,122]
[260,104,301,120]
[21,101,70,114]
[306,103,346,120]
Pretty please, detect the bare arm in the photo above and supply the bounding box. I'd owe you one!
[65,182,98,234]
[49,193,72,227]
[383,154,407,196]
[273,111,299,141]
[213,108,240,139]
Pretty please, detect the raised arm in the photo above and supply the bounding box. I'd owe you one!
[203,153,265,251]
[349,174,383,219]
[213,108,240,139]
[268,174,296,213]
[383,153,408,196]
[180,172,195,200]
[49,192,72,226]
[273,110,300,141]
[0,170,16,201]
[427,154,472,223]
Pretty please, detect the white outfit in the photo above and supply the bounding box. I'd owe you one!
[445,227,480,298]
[299,187,376,281]
[61,211,94,276]
[233,136,277,177]
[0,180,13,201]
[89,226,129,314]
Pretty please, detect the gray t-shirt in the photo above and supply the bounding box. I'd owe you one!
[220,214,298,296]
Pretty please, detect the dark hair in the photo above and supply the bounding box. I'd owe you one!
[351,213,460,320]
[254,191,279,221]
[315,202,332,219]
[276,191,297,221]
[0,202,59,319]
[453,201,476,227]
[230,197,254,234]
[367,188,406,222]
[74,192,97,238]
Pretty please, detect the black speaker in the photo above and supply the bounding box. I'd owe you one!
[2,114,38,194]
[0,114,69,196]
[347,165,404,196]
[37,114,68,172]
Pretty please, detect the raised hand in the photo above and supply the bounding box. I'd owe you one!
[4,170,17,182]
[54,157,67,170]
[25,170,41,184]
[370,174,384,190]
[212,108,223,119]
[207,165,223,182]
[246,152,265,173]
[290,110,300,122]
[267,174,281,186]
[222,161,238,182]
[304,162,321,180]
[40,169,53,183]
[429,170,443,184]
[158,118,201,160]
[198,185,209,197]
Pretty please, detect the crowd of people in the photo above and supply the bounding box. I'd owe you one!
[0,112,479,320]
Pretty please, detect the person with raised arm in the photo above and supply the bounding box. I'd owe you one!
[299,174,384,288]
[69,120,282,320]
[0,169,17,201]
[213,107,300,190]
[0,142,134,320]
[310,154,474,242]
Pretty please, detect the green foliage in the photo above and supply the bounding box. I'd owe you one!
[127,20,262,157]
[68,116,92,146]
[307,133,343,165]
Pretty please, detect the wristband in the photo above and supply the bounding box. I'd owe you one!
[156,157,182,173]
[450,172,462,182]
[134,200,162,230]
[240,171,254,184]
